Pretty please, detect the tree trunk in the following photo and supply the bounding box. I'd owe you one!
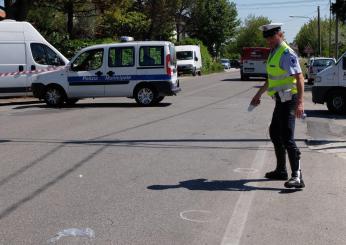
[66,0,74,37]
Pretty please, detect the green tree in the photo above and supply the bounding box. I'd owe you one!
[235,15,270,53]
[295,18,346,57]
[187,0,239,56]
[103,0,151,40]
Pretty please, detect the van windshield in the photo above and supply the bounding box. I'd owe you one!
[177,51,193,61]
[313,59,335,67]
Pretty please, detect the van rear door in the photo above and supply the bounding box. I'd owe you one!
[105,45,136,97]
[137,45,167,80]
[0,43,28,96]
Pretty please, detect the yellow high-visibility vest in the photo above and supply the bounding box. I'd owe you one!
[267,42,297,97]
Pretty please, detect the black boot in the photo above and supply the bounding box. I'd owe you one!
[265,170,288,180]
[265,145,288,180]
[284,171,305,188]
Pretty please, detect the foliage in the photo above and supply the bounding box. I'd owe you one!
[235,15,270,52]
[295,18,346,57]
[187,0,239,56]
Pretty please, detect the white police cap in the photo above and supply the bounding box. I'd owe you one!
[259,23,283,38]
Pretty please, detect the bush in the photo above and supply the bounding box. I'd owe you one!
[46,33,117,59]
[175,38,223,74]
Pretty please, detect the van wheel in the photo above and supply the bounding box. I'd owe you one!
[135,86,156,106]
[154,96,165,104]
[66,98,79,105]
[192,68,197,76]
[198,71,202,76]
[327,91,346,114]
[44,86,65,107]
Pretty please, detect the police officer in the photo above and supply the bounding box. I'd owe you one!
[251,23,305,188]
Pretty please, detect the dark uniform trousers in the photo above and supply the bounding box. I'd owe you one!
[269,93,301,177]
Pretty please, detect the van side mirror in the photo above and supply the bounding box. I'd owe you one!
[343,57,346,70]
[195,57,198,62]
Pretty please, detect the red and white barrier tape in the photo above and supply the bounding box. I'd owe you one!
[0,66,66,78]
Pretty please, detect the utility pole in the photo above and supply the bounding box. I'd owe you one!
[329,0,332,57]
[317,6,321,56]
[335,13,339,59]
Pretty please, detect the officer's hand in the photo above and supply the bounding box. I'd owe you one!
[296,101,304,118]
[251,95,261,106]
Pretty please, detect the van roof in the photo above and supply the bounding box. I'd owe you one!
[80,41,173,51]
[0,20,46,42]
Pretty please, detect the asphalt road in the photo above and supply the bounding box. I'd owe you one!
[0,70,345,245]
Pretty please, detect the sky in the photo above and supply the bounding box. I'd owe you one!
[234,0,333,43]
[0,0,331,43]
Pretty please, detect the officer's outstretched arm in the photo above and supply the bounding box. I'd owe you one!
[251,80,268,106]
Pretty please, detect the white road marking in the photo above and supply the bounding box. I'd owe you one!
[180,210,219,223]
[220,146,268,245]
[233,168,258,174]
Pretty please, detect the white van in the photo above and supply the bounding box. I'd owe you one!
[0,20,69,97]
[176,45,202,76]
[240,47,270,80]
[312,52,346,114]
[307,57,336,84]
[32,41,181,106]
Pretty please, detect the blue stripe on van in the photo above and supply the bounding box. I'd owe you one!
[68,74,172,86]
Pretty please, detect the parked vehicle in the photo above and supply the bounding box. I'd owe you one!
[230,59,240,69]
[240,47,270,80]
[307,57,336,84]
[0,20,69,97]
[312,52,346,114]
[220,59,231,69]
[176,45,202,76]
[32,41,181,106]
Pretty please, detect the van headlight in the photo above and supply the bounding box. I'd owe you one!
[314,76,321,83]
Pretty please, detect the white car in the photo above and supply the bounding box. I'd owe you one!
[307,57,336,84]
[32,41,181,106]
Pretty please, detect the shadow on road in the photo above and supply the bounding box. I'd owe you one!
[148,178,301,193]
[305,109,346,120]
[0,100,42,107]
[13,102,172,110]
[222,78,266,82]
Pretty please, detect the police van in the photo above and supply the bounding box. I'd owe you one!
[32,41,180,106]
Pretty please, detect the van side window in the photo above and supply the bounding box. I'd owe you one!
[169,45,177,66]
[139,46,164,66]
[343,57,346,70]
[109,47,134,67]
[31,43,65,66]
[71,49,104,72]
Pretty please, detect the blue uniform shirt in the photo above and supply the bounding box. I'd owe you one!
[280,49,302,76]
[269,43,302,76]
